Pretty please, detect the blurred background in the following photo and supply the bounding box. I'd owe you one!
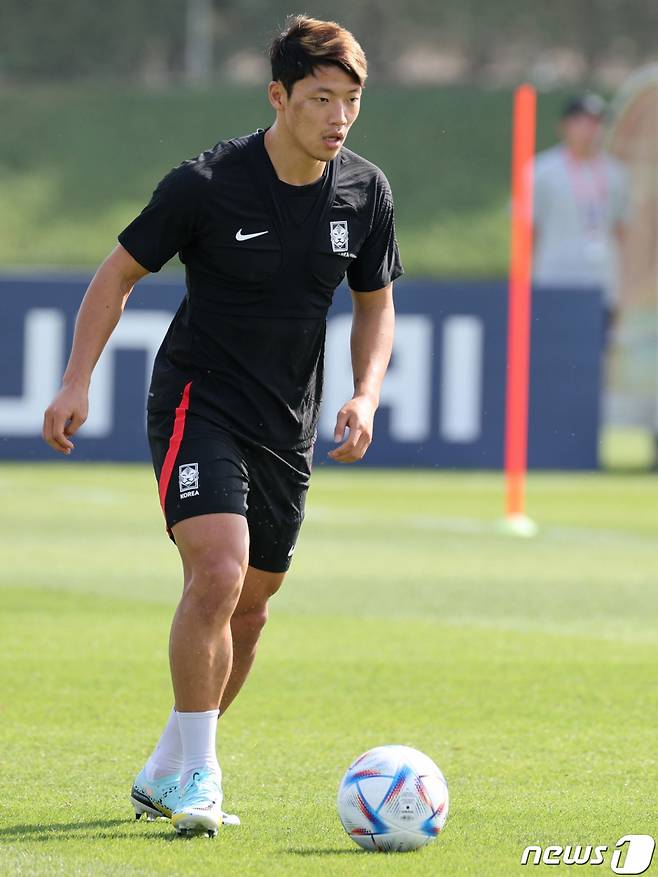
[2,8,658,872]
[2,0,658,469]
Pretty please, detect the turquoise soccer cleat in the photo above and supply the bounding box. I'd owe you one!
[131,766,241,827]
[171,768,224,837]
[131,768,180,820]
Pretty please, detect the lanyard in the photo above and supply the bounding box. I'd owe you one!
[564,150,608,233]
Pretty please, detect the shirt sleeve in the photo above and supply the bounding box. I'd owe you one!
[347,172,404,292]
[118,162,205,273]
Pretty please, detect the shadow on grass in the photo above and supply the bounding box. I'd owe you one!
[2,822,366,850]
[0,818,177,843]
[287,847,363,856]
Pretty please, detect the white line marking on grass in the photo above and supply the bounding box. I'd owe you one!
[307,506,658,545]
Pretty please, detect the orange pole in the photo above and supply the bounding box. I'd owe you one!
[505,85,536,517]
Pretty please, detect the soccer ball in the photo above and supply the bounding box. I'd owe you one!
[337,745,449,852]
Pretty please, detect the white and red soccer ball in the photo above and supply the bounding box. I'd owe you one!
[337,745,449,852]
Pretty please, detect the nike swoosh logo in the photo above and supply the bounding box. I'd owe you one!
[235,228,269,241]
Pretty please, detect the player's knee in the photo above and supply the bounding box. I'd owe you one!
[185,557,245,618]
[232,602,269,639]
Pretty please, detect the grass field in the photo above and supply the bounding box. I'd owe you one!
[1,463,657,876]
[0,85,571,275]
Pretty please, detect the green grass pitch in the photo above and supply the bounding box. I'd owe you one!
[1,463,657,876]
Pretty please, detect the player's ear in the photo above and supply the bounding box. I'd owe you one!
[268,80,287,112]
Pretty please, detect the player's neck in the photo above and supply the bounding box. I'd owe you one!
[264,123,326,186]
[565,143,599,162]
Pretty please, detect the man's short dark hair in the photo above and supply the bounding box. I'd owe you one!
[269,15,367,96]
[561,93,607,120]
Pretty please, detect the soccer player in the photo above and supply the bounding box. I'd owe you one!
[42,15,402,837]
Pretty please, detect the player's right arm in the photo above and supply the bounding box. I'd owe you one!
[42,244,149,454]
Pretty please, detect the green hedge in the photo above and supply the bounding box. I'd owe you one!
[0,85,569,275]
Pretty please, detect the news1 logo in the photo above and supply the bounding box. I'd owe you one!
[520,835,655,874]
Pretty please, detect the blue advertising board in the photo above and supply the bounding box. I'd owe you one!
[0,274,602,468]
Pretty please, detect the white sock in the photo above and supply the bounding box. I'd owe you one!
[144,707,184,781]
[178,709,221,789]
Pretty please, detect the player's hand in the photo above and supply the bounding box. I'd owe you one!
[328,395,376,464]
[42,383,89,455]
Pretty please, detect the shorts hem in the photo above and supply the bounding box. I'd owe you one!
[166,507,248,543]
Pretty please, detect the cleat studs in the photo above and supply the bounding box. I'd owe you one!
[134,812,142,820]
[174,826,217,839]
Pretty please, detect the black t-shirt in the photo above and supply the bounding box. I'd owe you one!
[118,129,403,450]
[276,171,326,227]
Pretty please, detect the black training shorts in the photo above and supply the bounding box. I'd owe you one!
[147,364,311,574]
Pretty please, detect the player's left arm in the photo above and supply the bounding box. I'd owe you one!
[329,285,395,463]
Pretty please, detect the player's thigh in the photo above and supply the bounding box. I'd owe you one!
[174,512,250,595]
[244,444,312,574]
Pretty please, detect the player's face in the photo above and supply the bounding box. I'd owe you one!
[274,65,362,161]
[561,114,603,156]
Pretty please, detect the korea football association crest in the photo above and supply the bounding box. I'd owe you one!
[179,463,199,498]
[330,220,349,253]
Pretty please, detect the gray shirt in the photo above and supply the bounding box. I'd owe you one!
[533,145,629,305]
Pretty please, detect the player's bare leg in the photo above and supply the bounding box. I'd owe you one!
[221,566,286,712]
[133,533,284,829]
[132,513,248,828]
[167,513,249,836]
[170,513,249,710]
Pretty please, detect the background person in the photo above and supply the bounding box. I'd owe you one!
[533,93,630,345]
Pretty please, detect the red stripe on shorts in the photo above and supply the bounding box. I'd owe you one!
[158,381,192,512]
